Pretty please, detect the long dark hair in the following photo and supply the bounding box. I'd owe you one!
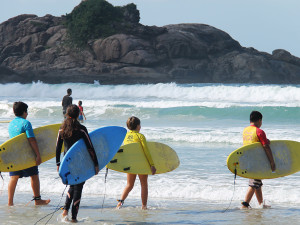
[60,104,80,139]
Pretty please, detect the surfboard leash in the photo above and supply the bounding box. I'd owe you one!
[0,172,4,197]
[34,185,68,225]
[101,167,109,212]
[222,165,237,213]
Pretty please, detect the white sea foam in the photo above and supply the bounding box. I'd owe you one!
[1,82,300,107]
[1,82,300,207]
[1,164,299,204]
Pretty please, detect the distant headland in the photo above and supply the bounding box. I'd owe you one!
[1,0,300,84]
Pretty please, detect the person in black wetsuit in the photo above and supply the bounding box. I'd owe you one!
[56,104,99,222]
[62,88,72,117]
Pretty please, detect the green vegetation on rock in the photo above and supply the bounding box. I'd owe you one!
[65,0,140,47]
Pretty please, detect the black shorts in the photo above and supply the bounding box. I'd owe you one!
[248,179,263,189]
[9,166,39,178]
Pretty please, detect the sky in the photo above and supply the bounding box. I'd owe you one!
[1,0,300,57]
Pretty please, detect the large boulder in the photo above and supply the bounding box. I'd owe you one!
[1,14,300,84]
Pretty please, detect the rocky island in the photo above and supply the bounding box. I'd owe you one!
[1,0,300,84]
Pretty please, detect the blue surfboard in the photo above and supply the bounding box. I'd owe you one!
[59,126,126,185]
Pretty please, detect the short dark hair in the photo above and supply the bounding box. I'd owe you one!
[250,111,263,122]
[67,88,72,94]
[126,116,140,130]
[13,101,28,116]
[78,101,82,106]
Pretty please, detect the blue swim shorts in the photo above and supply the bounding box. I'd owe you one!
[78,115,83,121]
[9,166,39,178]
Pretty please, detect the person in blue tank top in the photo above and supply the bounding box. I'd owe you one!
[7,102,50,206]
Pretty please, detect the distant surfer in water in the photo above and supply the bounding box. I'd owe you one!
[241,111,276,209]
[116,116,156,210]
[62,88,72,118]
[56,104,99,222]
[7,102,50,206]
[78,101,86,123]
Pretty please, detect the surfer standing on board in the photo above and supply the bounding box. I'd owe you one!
[56,104,99,222]
[241,111,276,209]
[116,116,156,210]
[7,102,50,206]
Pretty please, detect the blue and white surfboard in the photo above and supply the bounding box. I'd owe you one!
[59,126,126,185]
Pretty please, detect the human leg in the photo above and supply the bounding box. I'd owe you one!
[63,185,75,217]
[8,175,19,206]
[255,187,271,208]
[138,174,148,210]
[31,174,50,205]
[254,187,263,205]
[242,179,263,209]
[70,182,85,221]
[242,186,255,208]
[116,174,137,208]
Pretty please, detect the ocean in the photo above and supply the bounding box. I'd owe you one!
[1,82,300,224]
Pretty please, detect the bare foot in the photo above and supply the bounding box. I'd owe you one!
[141,205,147,210]
[258,200,271,209]
[241,201,251,209]
[62,210,68,217]
[71,219,78,223]
[35,199,51,205]
[116,202,122,209]
[261,202,271,209]
[116,200,124,209]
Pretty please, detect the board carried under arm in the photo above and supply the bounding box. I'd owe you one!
[59,126,127,185]
[227,140,300,179]
[0,123,63,172]
[107,142,180,175]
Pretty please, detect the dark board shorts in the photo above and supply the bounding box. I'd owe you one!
[9,166,39,178]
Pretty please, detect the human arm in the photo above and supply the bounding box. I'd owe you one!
[28,137,42,166]
[24,121,41,166]
[139,134,156,175]
[81,127,99,174]
[263,144,276,172]
[257,128,276,171]
[56,131,63,172]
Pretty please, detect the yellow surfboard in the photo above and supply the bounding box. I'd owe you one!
[227,140,300,179]
[107,142,180,175]
[0,120,11,123]
[0,123,62,172]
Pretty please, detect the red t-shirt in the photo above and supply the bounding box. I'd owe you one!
[79,105,83,115]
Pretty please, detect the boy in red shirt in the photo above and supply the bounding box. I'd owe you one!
[78,101,86,123]
[241,111,276,209]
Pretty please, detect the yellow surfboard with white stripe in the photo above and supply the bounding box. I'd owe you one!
[107,142,180,175]
[227,140,300,179]
[0,123,62,172]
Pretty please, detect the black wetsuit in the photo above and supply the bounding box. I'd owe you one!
[56,124,98,220]
[62,95,73,115]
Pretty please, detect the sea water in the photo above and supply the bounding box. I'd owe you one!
[1,82,300,224]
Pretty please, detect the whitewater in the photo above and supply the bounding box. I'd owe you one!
[1,82,300,224]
